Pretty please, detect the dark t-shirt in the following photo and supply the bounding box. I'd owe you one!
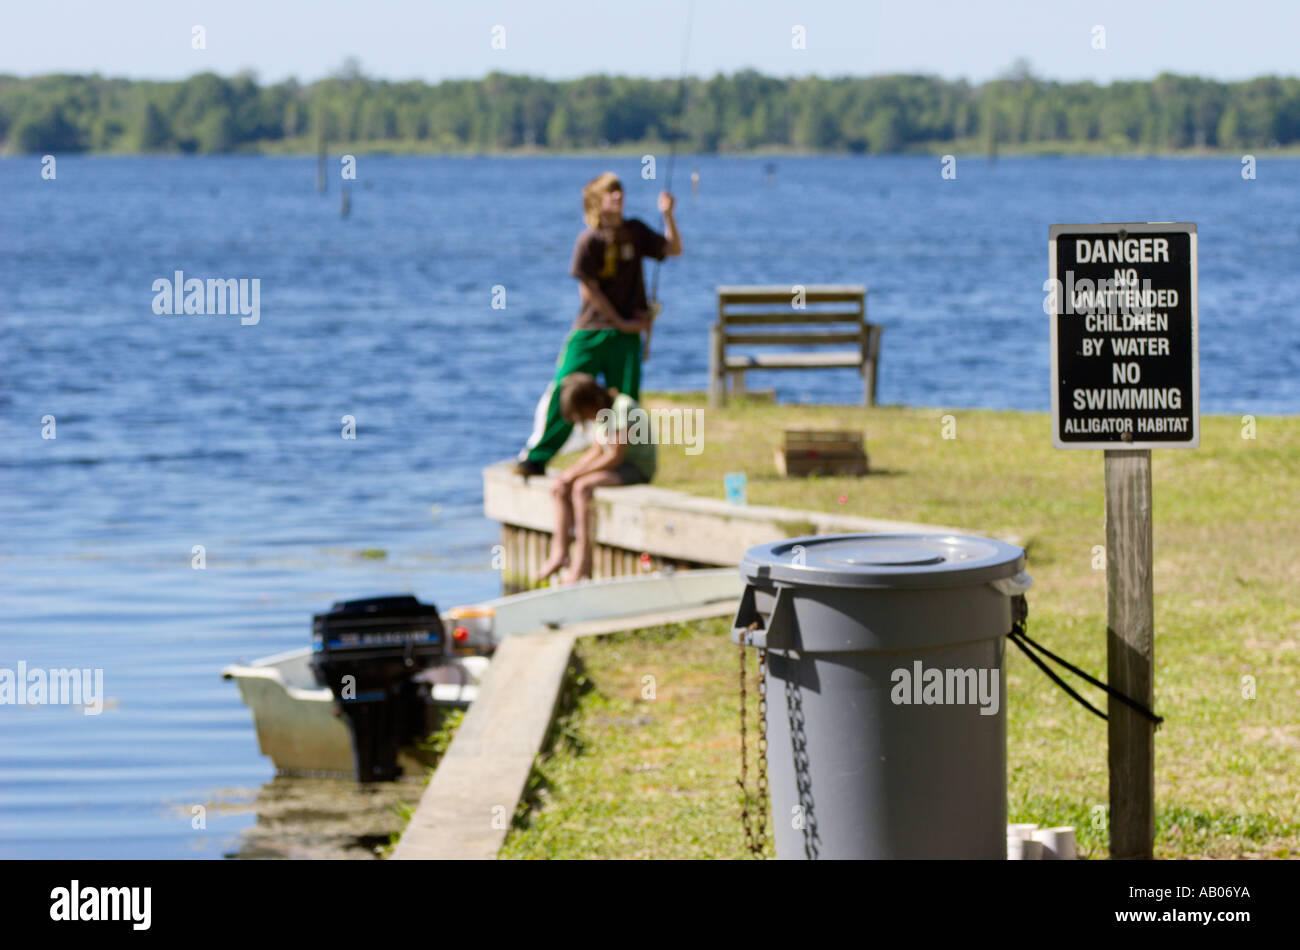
[570,217,668,330]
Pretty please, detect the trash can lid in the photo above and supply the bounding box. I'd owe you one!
[740,533,1026,589]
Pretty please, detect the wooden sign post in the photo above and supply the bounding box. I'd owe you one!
[1049,222,1198,860]
[1103,449,1155,858]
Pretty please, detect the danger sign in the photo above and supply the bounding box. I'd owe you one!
[1048,222,1199,449]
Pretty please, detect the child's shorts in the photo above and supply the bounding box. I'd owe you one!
[614,461,653,485]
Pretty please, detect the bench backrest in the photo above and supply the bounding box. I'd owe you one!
[715,284,867,350]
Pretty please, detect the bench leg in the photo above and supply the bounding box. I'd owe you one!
[709,324,725,408]
[731,369,746,397]
[863,326,882,407]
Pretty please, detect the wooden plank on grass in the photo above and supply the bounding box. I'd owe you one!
[776,429,868,478]
[390,629,576,860]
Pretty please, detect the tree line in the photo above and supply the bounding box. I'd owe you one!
[4,63,1300,154]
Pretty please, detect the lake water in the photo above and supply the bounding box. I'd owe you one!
[1,155,1298,858]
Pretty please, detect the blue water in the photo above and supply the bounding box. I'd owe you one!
[1,155,1298,858]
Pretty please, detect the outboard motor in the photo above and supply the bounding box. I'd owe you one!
[311,595,444,782]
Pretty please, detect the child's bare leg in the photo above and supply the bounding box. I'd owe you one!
[561,470,621,584]
[538,477,575,579]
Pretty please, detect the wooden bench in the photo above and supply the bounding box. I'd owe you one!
[709,285,882,407]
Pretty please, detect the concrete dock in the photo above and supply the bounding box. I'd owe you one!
[484,460,960,591]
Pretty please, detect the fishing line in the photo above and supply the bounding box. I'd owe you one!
[650,0,694,306]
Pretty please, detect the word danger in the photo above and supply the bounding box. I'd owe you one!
[1074,236,1170,263]
[152,270,260,325]
[50,880,151,930]
[889,661,1000,715]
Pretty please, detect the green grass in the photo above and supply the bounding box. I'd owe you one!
[499,619,765,860]
[501,397,1300,859]
[414,707,465,765]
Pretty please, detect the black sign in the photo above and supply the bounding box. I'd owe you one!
[1049,223,1199,449]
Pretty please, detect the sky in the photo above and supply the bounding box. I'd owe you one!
[2,0,1296,86]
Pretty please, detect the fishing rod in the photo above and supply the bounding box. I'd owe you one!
[645,0,693,358]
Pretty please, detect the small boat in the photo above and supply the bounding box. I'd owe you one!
[223,569,741,776]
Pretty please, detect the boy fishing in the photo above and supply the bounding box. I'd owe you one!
[513,172,682,477]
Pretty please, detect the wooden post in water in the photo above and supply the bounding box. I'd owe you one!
[316,129,327,194]
[1104,449,1155,859]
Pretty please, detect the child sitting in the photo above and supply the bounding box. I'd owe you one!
[537,373,656,585]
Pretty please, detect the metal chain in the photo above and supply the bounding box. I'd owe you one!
[738,642,750,845]
[738,628,769,857]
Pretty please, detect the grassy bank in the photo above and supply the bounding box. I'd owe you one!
[499,397,1299,859]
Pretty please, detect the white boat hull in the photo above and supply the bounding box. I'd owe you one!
[225,649,356,774]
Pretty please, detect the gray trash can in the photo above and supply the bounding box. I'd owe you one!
[731,533,1031,859]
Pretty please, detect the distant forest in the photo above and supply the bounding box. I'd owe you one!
[5,62,1300,154]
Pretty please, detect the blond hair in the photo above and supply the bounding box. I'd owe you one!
[582,172,623,228]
